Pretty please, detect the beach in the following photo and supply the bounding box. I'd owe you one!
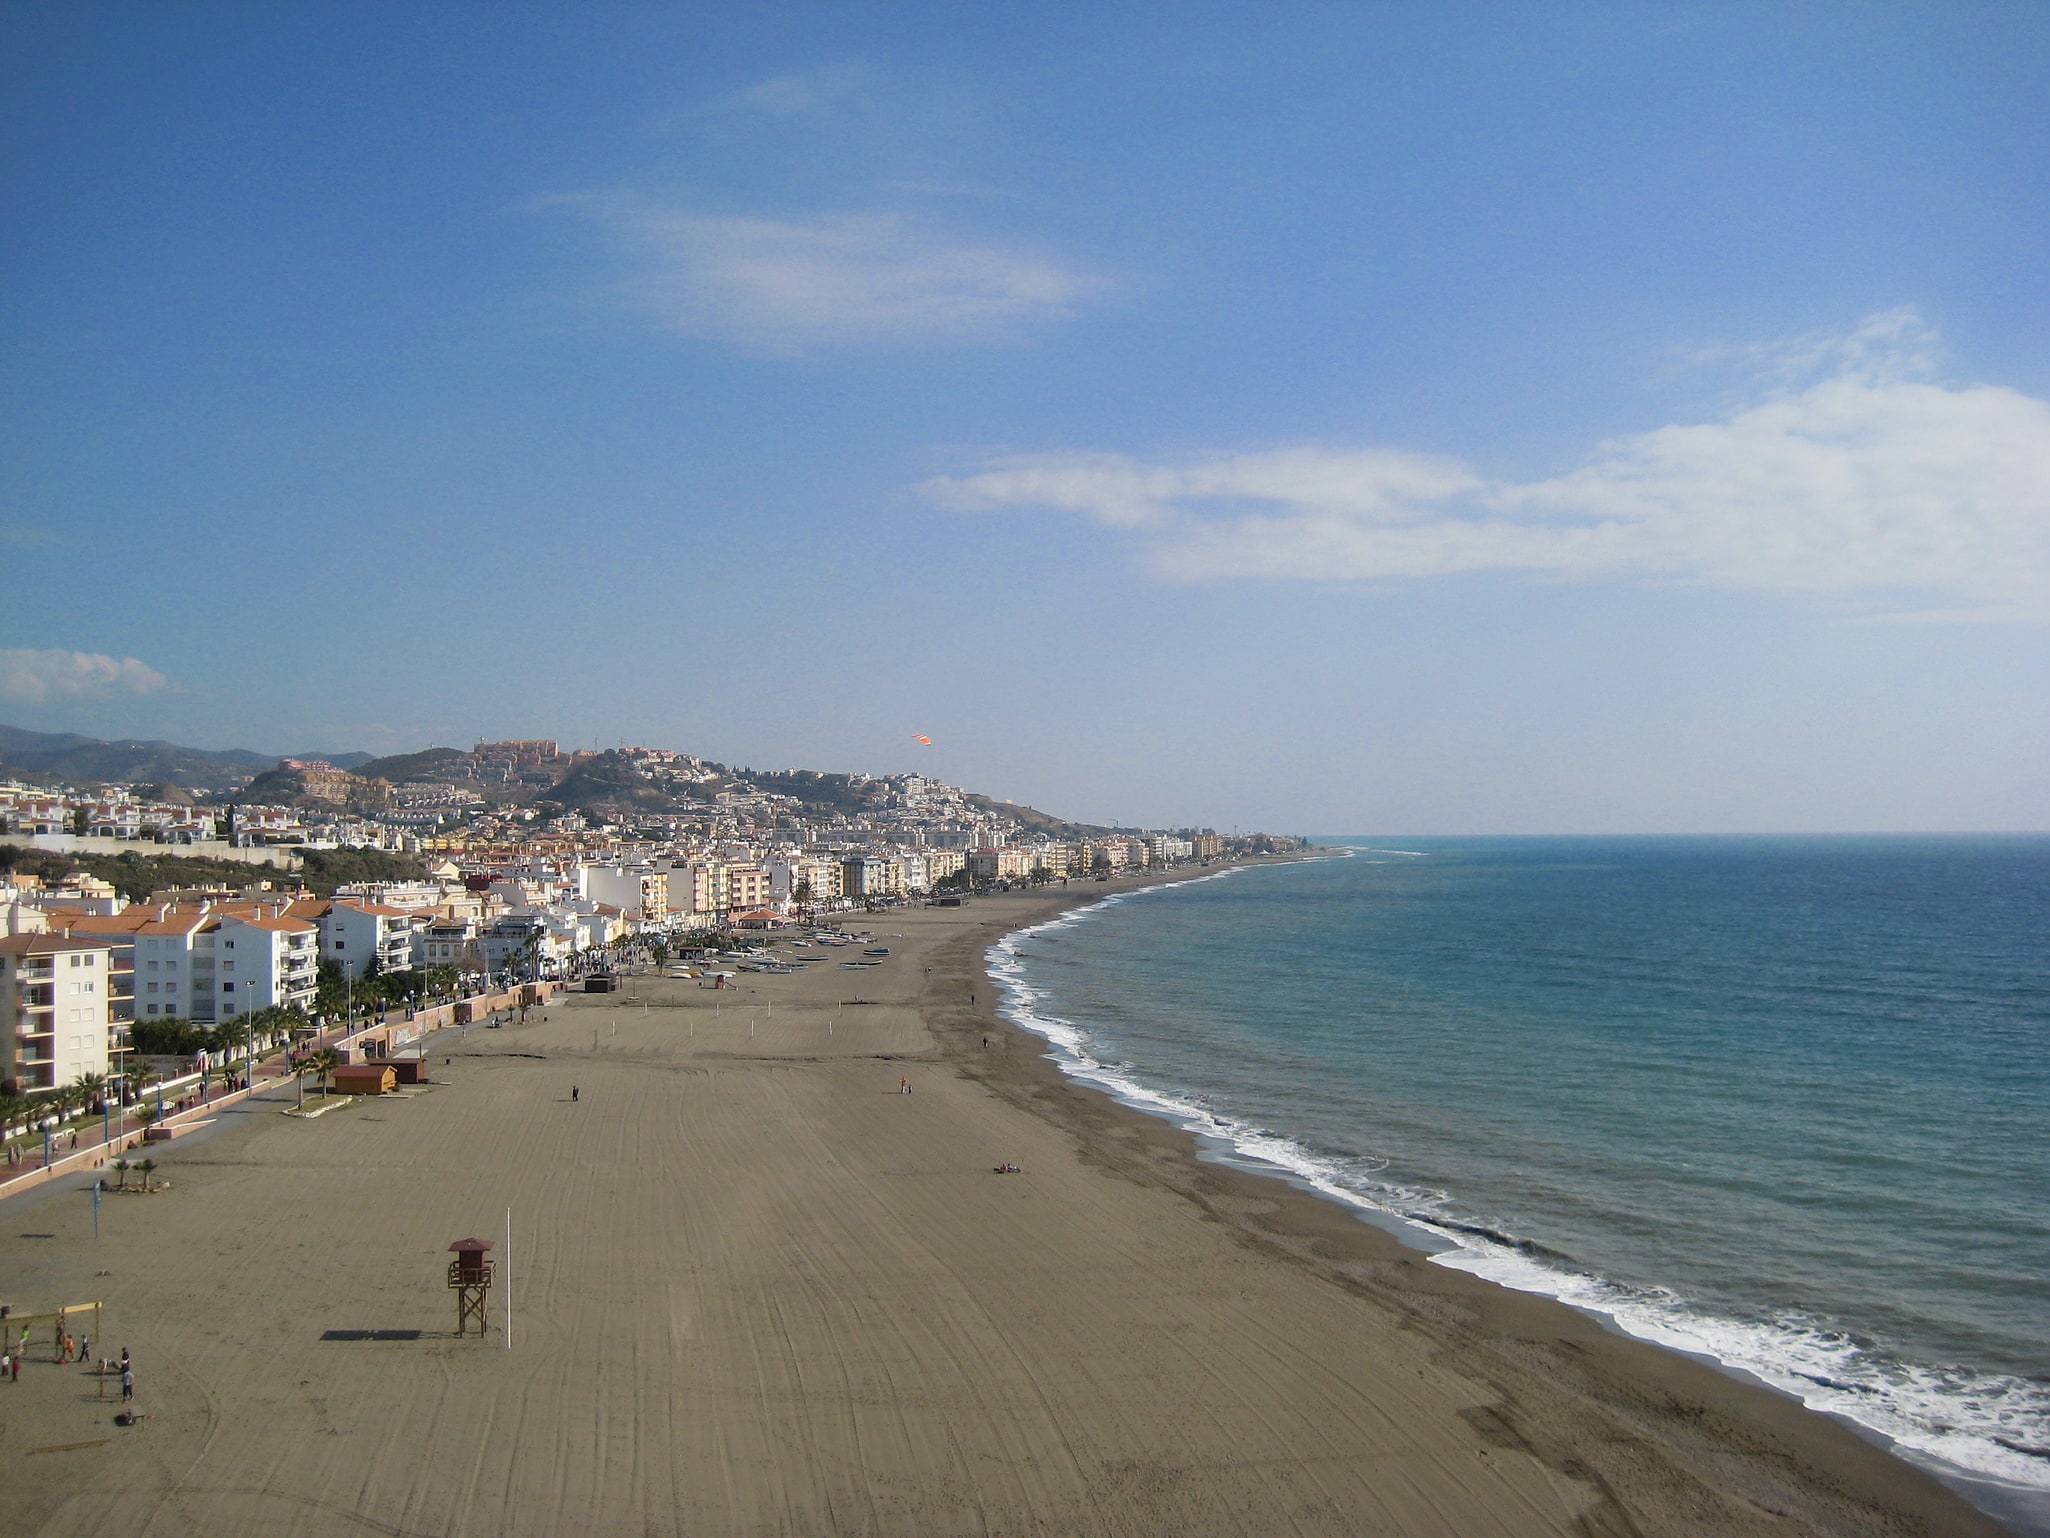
[0,876,2006,1537]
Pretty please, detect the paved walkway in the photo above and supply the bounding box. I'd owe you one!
[0,1000,499,1203]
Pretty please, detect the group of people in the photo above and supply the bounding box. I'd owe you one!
[0,1336,133,1399]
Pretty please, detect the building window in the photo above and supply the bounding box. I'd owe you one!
[223,982,235,993]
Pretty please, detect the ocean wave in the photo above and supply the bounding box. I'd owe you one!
[987,905,2050,1501]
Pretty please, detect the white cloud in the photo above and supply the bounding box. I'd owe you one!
[722,64,870,118]
[569,197,1097,352]
[0,649,177,707]
[923,314,2050,618]
[927,447,1480,530]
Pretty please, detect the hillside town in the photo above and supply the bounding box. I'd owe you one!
[0,734,1302,1105]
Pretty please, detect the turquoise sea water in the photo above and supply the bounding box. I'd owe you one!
[990,838,2050,1529]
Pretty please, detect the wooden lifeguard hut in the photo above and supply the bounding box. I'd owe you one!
[447,1238,495,1336]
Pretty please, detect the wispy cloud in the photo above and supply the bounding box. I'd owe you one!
[924,313,2050,619]
[564,197,1097,352]
[719,63,871,118]
[0,649,178,707]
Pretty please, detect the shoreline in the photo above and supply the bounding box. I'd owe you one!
[948,862,2022,1538]
[0,861,2015,1536]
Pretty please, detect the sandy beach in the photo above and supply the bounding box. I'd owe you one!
[0,875,2006,1537]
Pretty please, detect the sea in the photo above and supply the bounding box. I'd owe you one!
[989,837,2050,1534]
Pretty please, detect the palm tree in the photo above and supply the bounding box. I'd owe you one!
[111,1157,129,1191]
[72,1071,108,1116]
[136,1156,156,1193]
[46,1081,80,1125]
[213,1015,249,1060]
[308,1047,342,1098]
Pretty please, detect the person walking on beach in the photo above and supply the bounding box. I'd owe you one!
[121,1366,134,1401]
[572,1085,579,1102]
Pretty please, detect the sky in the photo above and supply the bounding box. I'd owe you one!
[3,3,2047,833]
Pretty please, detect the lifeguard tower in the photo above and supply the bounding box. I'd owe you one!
[447,1238,494,1336]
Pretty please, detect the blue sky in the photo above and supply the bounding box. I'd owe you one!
[3,3,2046,832]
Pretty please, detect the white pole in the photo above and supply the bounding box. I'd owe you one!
[504,1206,512,1348]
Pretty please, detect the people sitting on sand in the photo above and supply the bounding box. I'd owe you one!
[993,1163,1021,1174]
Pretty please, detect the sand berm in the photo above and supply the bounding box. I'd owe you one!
[0,871,2004,1536]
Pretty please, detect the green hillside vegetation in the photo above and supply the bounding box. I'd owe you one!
[297,847,428,892]
[355,746,474,782]
[961,793,1112,840]
[546,751,676,813]
[0,843,423,901]
[742,769,881,815]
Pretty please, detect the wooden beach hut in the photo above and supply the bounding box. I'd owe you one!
[331,1063,397,1096]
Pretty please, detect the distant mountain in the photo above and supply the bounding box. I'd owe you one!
[0,724,1116,835]
[0,723,370,790]
[0,722,278,790]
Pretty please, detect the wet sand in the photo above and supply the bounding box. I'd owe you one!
[0,877,2007,1535]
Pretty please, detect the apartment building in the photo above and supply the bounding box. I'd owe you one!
[480,916,557,977]
[579,865,671,922]
[722,865,772,913]
[289,899,418,980]
[211,911,318,1016]
[841,857,906,899]
[127,910,214,1020]
[923,849,967,885]
[1,933,114,1094]
[415,917,481,970]
[967,848,1037,883]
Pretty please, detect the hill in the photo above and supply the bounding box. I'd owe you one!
[962,792,1113,841]
[0,723,276,791]
[355,746,474,782]
[0,724,370,791]
[0,726,1119,836]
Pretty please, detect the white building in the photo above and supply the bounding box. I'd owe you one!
[211,911,318,1017]
[127,910,214,1021]
[1,933,114,1094]
[305,900,419,980]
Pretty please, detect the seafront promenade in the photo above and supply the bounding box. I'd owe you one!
[0,984,557,1204]
[0,885,2002,1537]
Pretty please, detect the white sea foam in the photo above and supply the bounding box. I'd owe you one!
[987,879,2050,1504]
